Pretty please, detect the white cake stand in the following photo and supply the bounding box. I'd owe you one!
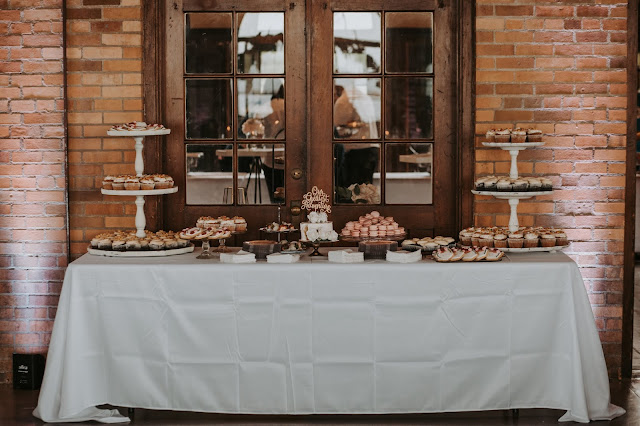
[472,190,550,233]
[103,128,173,238]
[481,142,544,179]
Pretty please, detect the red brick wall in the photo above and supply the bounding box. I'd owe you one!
[475,1,628,374]
[66,0,143,259]
[0,0,66,383]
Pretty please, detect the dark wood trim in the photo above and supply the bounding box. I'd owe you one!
[330,0,437,10]
[142,0,164,231]
[184,0,288,12]
[622,0,638,379]
[457,0,474,230]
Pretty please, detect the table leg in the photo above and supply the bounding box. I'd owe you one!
[127,408,135,421]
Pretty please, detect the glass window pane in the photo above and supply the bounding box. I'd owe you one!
[334,143,381,204]
[237,13,285,74]
[186,144,233,205]
[385,12,433,73]
[238,143,285,205]
[238,78,285,140]
[333,12,381,74]
[385,143,432,204]
[185,13,232,74]
[384,77,433,139]
[185,79,233,139]
[334,78,380,140]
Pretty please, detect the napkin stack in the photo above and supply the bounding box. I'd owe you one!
[220,252,256,264]
[386,249,422,263]
[328,249,364,263]
[267,253,300,263]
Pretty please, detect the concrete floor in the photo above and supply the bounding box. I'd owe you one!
[1,381,639,426]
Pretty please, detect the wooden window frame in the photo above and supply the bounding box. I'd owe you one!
[142,0,475,236]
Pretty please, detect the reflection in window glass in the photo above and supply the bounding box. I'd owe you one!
[238,13,284,74]
[334,12,381,74]
[334,143,381,204]
[385,12,433,73]
[334,78,380,140]
[185,79,233,139]
[238,143,285,205]
[186,144,233,205]
[185,13,232,74]
[385,143,432,204]
[385,77,433,139]
[238,78,285,139]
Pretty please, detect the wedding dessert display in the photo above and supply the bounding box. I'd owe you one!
[432,246,504,262]
[101,121,174,241]
[299,186,339,243]
[401,236,456,252]
[87,230,193,257]
[474,176,552,192]
[458,226,568,251]
[340,210,405,240]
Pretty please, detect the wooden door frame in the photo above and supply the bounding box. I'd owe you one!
[143,0,474,232]
[622,0,638,379]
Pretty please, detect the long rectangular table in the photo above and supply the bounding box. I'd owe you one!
[33,250,624,423]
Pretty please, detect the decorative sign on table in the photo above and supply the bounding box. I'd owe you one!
[302,186,331,214]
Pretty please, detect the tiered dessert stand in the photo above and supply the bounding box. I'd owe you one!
[471,142,549,233]
[103,128,175,238]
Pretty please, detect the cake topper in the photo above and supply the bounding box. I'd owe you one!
[302,186,331,214]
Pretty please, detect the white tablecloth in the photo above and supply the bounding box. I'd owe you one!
[34,250,624,423]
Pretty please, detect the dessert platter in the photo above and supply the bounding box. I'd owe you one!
[299,186,339,256]
[180,216,247,259]
[107,121,169,137]
[401,236,456,253]
[474,176,552,193]
[432,246,505,262]
[458,226,568,253]
[279,240,305,254]
[87,230,194,257]
[339,210,406,242]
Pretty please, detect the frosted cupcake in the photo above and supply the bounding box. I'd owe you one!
[102,176,115,190]
[527,128,542,142]
[553,229,568,246]
[512,178,528,192]
[495,128,511,143]
[540,233,556,247]
[524,231,539,248]
[493,232,508,248]
[479,233,494,248]
[541,177,553,191]
[528,178,542,192]
[140,176,155,190]
[153,174,171,189]
[459,228,473,246]
[485,129,496,142]
[125,239,141,251]
[496,179,513,192]
[112,239,126,251]
[484,177,498,191]
[124,176,141,190]
[508,231,524,248]
[112,176,126,190]
[511,128,527,143]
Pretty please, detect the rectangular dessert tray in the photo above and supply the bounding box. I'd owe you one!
[88,244,194,257]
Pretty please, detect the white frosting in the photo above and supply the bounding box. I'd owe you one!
[300,222,336,242]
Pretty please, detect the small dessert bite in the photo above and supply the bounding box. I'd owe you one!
[511,128,527,143]
[102,176,115,190]
[540,232,556,247]
[140,176,155,190]
[494,128,511,143]
[112,176,126,190]
[485,129,496,143]
[526,128,542,142]
[461,248,478,262]
[486,248,504,261]
[124,176,141,190]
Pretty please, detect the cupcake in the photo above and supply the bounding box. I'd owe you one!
[112,176,126,190]
[166,176,174,188]
[140,176,155,190]
[112,239,126,251]
[102,176,115,190]
[511,128,527,143]
[124,176,141,190]
[508,231,524,248]
[459,228,473,246]
[479,233,494,248]
[139,239,150,250]
[475,177,486,191]
[554,229,568,246]
[540,233,556,247]
[176,238,188,248]
[153,174,170,189]
[495,128,511,143]
[528,178,542,192]
[496,179,513,192]
[233,216,247,232]
[484,177,498,191]
[512,178,528,192]
[493,232,508,248]
[485,129,496,142]
[125,239,141,251]
[541,177,553,191]
[527,128,542,142]
[524,232,539,248]
[164,239,178,249]
[149,239,165,250]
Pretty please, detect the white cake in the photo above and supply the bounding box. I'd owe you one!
[299,211,338,242]
[300,221,334,241]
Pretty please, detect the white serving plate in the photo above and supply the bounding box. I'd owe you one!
[500,245,568,253]
[107,129,171,137]
[87,244,194,257]
[482,142,545,148]
[101,187,178,196]
[471,190,551,199]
